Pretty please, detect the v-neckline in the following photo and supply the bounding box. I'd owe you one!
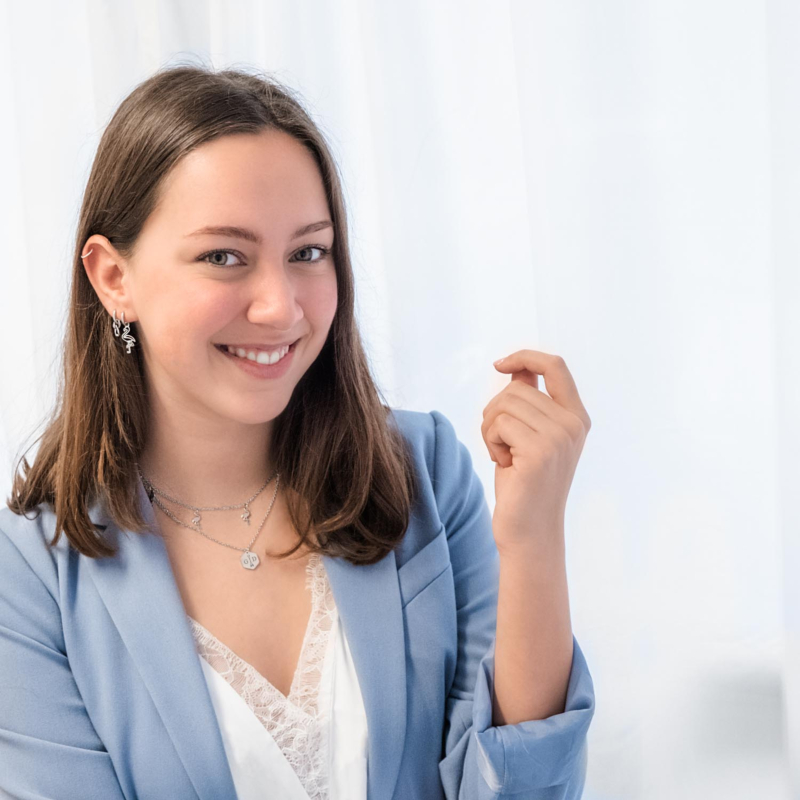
[187,552,325,710]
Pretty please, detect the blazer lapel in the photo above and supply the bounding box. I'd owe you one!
[87,473,408,800]
[322,550,407,800]
[86,475,238,800]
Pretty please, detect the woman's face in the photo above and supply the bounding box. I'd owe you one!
[93,129,338,426]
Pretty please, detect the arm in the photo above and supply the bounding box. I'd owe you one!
[0,524,127,800]
[493,535,574,726]
[431,411,595,800]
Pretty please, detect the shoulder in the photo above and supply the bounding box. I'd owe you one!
[0,503,64,603]
[386,407,490,565]
[0,503,66,650]
[387,407,471,476]
[387,406,485,518]
[0,502,60,552]
[386,407,436,471]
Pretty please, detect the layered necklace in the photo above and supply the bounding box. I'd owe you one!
[135,463,280,570]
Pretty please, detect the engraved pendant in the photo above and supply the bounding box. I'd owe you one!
[241,550,260,570]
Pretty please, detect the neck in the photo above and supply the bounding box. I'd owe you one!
[137,409,277,508]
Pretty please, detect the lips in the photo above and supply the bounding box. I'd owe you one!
[213,340,298,357]
[215,338,297,378]
[215,339,296,361]
[215,338,299,351]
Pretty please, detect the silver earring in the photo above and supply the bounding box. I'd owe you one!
[80,250,136,355]
[112,309,136,354]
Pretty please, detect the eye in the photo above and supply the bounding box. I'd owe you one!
[291,245,331,264]
[197,245,332,269]
[197,248,244,268]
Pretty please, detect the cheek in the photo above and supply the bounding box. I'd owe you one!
[144,290,231,361]
[304,275,338,324]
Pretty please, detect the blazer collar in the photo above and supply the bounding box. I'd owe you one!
[86,473,407,800]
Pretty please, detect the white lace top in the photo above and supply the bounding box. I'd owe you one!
[186,552,339,800]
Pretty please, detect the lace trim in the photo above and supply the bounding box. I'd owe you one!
[187,552,338,800]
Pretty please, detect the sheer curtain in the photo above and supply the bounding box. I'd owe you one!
[0,1,795,797]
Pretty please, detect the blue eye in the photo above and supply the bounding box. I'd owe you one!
[197,245,332,269]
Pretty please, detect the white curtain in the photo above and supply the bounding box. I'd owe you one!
[1,1,796,797]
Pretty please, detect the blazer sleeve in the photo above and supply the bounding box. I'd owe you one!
[430,410,596,800]
[0,521,127,800]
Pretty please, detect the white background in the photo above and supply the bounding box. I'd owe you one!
[0,1,797,797]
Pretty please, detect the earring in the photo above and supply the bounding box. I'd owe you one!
[80,250,136,355]
[112,309,136,354]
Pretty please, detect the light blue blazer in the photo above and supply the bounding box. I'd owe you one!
[0,409,595,800]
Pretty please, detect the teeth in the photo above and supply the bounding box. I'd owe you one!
[224,344,290,365]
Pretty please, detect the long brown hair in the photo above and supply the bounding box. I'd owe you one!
[6,62,418,566]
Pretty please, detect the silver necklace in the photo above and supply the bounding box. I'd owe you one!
[135,463,280,571]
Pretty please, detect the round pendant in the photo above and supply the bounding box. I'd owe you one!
[241,550,260,570]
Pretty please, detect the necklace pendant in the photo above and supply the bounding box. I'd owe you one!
[241,506,251,525]
[191,510,202,527]
[241,550,260,570]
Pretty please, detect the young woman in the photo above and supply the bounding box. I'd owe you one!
[0,65,595,800]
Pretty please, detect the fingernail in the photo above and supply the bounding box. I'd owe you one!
[493,358,505,366]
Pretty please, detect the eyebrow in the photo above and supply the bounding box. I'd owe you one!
[185,220,333,244]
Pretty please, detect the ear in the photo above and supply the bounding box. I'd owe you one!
[80,235,138,322]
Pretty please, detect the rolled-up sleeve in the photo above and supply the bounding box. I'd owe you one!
[430,409,595,799]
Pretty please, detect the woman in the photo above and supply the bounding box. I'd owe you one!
[0,64,595,799]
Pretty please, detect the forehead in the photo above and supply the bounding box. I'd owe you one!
[149,130,329,233]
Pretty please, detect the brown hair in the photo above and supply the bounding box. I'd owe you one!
[5,61,418,566]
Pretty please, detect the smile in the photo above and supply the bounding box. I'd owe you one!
[215,343,292,365]
[213,340,298,380]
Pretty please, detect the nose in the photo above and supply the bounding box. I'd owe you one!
[245,264,304,330]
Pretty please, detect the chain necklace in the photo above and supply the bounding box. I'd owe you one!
[135,463,280,571]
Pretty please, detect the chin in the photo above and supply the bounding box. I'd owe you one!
[217,398,292,426]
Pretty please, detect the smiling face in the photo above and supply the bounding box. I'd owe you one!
[108,129,338,426]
